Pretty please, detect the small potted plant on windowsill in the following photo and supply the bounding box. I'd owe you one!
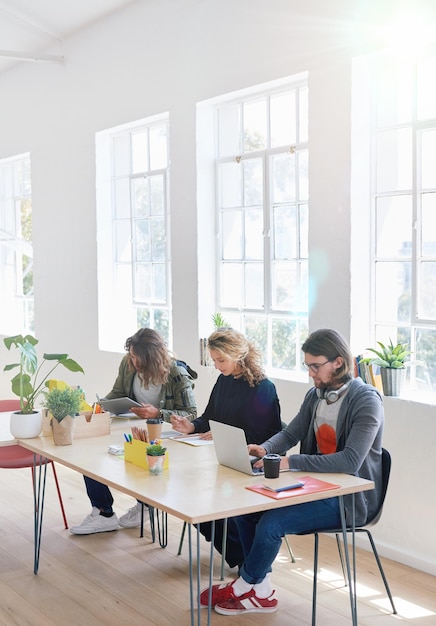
[146,440,167,475]
[362,339,411,396]
[3,334,84,438]
[44,387,83,445]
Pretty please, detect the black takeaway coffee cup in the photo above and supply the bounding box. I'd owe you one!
[263,453,281,478]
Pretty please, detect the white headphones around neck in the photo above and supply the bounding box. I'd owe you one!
[316,381,351,403]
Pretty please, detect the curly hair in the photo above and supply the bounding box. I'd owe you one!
[301,328,354,383]
[207,328,265,387]
[124,328,172,387]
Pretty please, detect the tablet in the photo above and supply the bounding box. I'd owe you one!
[100,397,141,415]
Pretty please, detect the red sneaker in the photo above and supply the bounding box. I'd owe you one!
[199,580,252,608]
[215,590,278,615]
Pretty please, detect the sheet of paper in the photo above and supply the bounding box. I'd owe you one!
[172,435,214,446]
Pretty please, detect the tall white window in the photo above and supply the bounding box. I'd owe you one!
[369,52,436,393]
[0,153,33,334]
[96,115,171,352]
[213,76,309,377]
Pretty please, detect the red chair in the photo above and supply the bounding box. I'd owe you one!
[0,400,68,528]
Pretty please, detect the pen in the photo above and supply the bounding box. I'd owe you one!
[263,482,304,493]
[123,433,130,443]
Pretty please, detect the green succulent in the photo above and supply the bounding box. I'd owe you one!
[363,339,411,369]
[146,441,167,456]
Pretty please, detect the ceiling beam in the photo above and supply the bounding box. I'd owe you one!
[0,50,63,62]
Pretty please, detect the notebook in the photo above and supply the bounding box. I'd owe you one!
[210,420,288,476]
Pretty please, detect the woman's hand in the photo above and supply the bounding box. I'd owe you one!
[130,403,160,419]
[197,430,212,440]
[170,414,195,434]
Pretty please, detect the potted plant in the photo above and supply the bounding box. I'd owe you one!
[3,334,84,438]
[44,387,83,445]
[363,339,411,396]
[146,440,167,475]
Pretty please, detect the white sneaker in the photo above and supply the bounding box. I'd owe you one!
[70,507,120,535]
[119,502,146,528]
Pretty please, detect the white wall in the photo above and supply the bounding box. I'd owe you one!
[0,0,435,576]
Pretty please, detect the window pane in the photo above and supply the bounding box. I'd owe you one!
[150,175,164,216]
[299,86,309,143]
[245,208,263,260]
[245,315,268,359]
[152,263,166,301]
[135,264,151,301]
[375,261,411,323]
[151,216,165,261]
[421,193,436,256]
[114,178,131,219]
[272,260,297,310]
[134,220,150,262]
[243,159,263,206]
[131,130,148,173]
[243,99,267,151]
[222,210,243,259]
[298,150,309,201]
[274,205,297,259]
[376,128,412,192]
[416,328,436,391]
[149,125,167,170]
[244,263,264,308]
[421,129,436,188]
[419,262,436,319]
[270,91,295,147]
[221,263,243,307]
[417,57,436,121]
[300,204,308,258]
[376,195,412,257]
[218,104,240,157]
[221,162,241,208]
[113,134,130,176]
[132,178,149,218]
[272,153,295,203]
[272,318,296,369]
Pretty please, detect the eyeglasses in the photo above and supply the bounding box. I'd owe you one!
[302,359,331,373]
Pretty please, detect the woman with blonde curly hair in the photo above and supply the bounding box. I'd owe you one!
[171,327,282,568]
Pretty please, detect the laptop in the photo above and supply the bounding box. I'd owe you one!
[210,420,266,475]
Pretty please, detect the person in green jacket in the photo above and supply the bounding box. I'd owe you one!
[70,328,197,535]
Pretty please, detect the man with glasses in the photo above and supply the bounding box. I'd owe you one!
[200,328,384,616]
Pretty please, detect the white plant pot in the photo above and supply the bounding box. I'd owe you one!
[10,410,42,438]
[380,367,406,397]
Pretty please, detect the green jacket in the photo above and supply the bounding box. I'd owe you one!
[105,356,197,422]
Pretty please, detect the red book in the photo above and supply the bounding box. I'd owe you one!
[246,475,340,499]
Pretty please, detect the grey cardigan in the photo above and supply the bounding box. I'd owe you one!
[260,377,384,526]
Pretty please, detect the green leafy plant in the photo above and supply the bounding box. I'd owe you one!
[3,334,84,414]
[211,312,230,330]
[146,440,167,456]
[363,339,411,369]
[44,387,83,423]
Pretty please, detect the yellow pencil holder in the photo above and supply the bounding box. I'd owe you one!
[124,439,169,470]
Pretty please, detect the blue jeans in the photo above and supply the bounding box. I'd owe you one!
[236,497,341,584]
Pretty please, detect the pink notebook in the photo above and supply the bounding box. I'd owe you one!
[246,475,340,499]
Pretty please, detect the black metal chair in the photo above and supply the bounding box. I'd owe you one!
[296,447,396,624]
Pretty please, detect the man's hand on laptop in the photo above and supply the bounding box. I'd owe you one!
[247,444,267,469]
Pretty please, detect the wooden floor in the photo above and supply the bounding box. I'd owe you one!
[0,463,435,626]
